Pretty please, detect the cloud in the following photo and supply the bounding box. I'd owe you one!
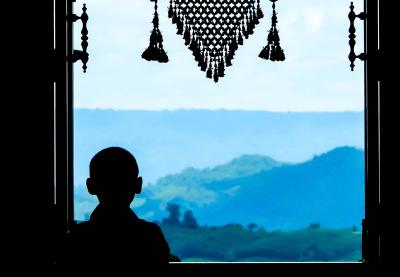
[303,7,324,33]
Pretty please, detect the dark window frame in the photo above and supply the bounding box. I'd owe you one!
[52,0,383,268]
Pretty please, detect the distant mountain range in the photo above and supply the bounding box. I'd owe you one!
[74,109,364,186]
[75,146,365,231]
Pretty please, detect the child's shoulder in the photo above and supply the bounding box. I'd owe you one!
[137,218,163,233]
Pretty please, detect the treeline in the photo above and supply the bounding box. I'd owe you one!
[159,203,264,232]
[157,203,362,262]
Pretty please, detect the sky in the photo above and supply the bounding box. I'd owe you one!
[73,0,364,111]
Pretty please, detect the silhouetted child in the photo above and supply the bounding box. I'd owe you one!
[67,147,170,267]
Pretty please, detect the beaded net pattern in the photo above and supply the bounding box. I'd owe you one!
[168,0,263,82]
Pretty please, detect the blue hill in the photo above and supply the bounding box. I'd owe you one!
[189,147,365,230]
[131,147,365,230]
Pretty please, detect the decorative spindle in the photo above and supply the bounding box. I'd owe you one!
[348,2,366,71]
[69,3,89,72]
[80,4,89,72]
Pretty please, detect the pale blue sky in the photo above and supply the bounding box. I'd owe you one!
[73,0,364,111]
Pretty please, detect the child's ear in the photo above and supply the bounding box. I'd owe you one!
[135,177,143,194]
[86,178,96,195]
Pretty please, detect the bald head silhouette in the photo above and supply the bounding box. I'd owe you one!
[86,147,143,208]
[66,147,171,267]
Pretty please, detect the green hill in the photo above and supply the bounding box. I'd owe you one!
[138,147,364,230]
[150,154,285,188]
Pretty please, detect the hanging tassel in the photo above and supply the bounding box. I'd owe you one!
[176,12,184,35]
[206,63,213,79]
[273,28,280,43]
[195,47,203,62]
[259,0,285,62]
[225,45,232,66]
[267,27,274,44]
[241,20,249,39]
[253,8,260,25]
[227,37,238,64]
[171,5,178,24]
[237,30,244,45]
[193,47,200,61]
[258,44,269,59]
[200,53,208,71]
[142,0,169,63]
[172,14,178,24]
[213,62,219,83]
[188,39,195,51]
[270,45,277,61]
[226,57,232,66]
[218,58,225,77]
[157,48,169,63]
[184,24,191,46]
[198,54,204,67]
[168,0,174,18]
[141,45,157,61]
[257,0,264,19]
[247,10,254,33]
[275,45,285,61]
[247,16,254,35]
[201,62,208,72]
[230,36,238,52]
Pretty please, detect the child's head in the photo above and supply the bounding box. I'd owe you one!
[86,147,142,207]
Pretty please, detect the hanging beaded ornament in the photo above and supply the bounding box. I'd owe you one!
[168,0,264,82]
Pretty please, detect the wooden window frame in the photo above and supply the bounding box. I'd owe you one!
[52,0,383,269]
